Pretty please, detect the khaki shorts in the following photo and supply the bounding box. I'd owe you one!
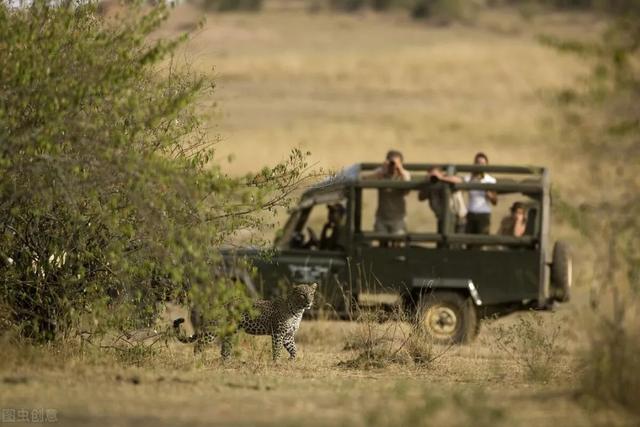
[374,219,406,235]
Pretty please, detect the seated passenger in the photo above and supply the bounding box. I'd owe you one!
[320,203,347,251]
[498,202,527,237]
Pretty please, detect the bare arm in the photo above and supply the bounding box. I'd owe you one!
[486,191,498,206]
[398,167,411,181]
[418,182,431,201]
[361,165,386,180]
[438,175,463,184]
[429,168,462,185]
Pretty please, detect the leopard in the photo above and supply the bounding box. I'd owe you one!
[173,283,317,361]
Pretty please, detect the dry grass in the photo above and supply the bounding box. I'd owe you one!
[578,290,640,416]
[0,311,633,427]
[339,309,442,369]
[488,312,565,383]
[158,5,594,179]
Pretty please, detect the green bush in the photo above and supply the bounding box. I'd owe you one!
[0,0,307,342]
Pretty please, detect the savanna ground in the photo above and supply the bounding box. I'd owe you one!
[1,4,636,426]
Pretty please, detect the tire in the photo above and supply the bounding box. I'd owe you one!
[551,240,572,303]
[416,291,478,345]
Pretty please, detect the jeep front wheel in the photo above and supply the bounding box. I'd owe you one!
[416,291,477,344]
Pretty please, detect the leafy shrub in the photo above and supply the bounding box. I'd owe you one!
[0,1,307,342]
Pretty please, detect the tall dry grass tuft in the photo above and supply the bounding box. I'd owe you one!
[340,308,448,369]
[490,313,563,383]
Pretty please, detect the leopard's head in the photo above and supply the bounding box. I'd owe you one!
[290,283,318,310]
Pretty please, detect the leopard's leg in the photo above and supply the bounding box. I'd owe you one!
[220,335,233,361]
[194,332,215,354]
[283,333,297,360]
[271,333,283,361]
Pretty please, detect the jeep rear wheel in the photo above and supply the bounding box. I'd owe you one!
[551,240,572,302]
[416,291,477,344]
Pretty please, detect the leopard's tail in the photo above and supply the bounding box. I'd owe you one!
[172,318,198,344]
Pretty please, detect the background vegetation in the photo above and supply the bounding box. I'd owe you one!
[545,5,640,412]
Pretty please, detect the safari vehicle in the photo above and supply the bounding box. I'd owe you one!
[223,163,572,343]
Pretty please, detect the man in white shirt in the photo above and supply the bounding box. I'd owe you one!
[464,152,497,234]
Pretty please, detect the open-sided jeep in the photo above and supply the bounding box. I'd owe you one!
[222,163,572,343]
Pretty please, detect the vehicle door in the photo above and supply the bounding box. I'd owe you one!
[267,199,351,314]
[351,187,412,295]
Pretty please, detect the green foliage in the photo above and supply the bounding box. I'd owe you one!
[187,278,256,338]
[0,1,308,342]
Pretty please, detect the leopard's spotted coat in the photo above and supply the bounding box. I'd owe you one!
[173,283,317,360]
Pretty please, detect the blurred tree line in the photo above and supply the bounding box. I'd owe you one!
[318,0,640,25]
[0,0,309,341]
[124,0,640,25]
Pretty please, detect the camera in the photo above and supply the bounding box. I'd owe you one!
[387,159,397,173]
[429,174,440,184]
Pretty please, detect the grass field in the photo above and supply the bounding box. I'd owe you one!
[0,312,634,427]
[2,5,637,427]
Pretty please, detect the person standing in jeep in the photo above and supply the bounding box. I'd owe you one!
[365,150,411,236]
[465,152,497,235]
[419,167,467,234]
